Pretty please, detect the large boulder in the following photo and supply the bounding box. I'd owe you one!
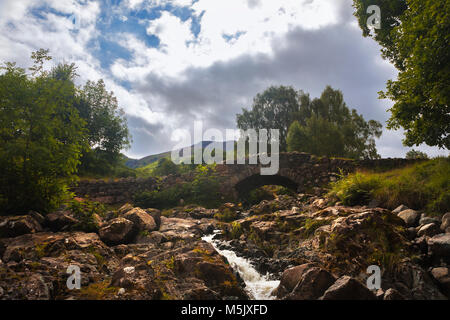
[389,262,447,300]
[431,267,450,297]
[1,232,106,263]
[99,218,136,245]
[320,276,377,300]
[286,267,336,300]
[441,212,450,233]
[124,208,157,232]
[45,210,79,231]
[427,233,450,261]
[273,263,316,298]
[145,208,161,229]
[0,215,42,238]
[397,209,420,227]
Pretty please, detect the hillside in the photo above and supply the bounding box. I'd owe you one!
[124,140,235,169]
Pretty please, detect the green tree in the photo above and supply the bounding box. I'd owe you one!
[153,158,179,176]
[236,86,299,151]
[286,121,305,153]
[76,79,131,175]
[287,86,382,159]
[353,0,450,149]
[0,51,86,214]
[405,149,428,160]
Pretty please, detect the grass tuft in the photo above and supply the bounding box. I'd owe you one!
[328,158,450,215]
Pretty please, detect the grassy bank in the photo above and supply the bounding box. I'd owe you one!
[328,157,450,215]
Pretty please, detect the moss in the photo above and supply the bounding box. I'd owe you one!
[230,221,243,239]
[88,247,106,268]
[35,242,49,258]
[163,256,175,270]
[192,248,216,263]
[139,230,150,237]
[321,214,410,274]
[161,209,173,217]
[77,280,119,300]
[214,207,238,222]
[219,277,241,297]
[301,218,333,238]
[160,291,175,300]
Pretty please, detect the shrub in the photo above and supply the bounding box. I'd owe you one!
[134,165,222,209]
[68,199,106,232]
[406,149,428,160]
[153,158,178,176]
[328,172,381,206]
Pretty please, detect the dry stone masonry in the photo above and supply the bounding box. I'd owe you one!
[73,152,420,204]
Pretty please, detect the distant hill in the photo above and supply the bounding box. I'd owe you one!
[124,141,235,169]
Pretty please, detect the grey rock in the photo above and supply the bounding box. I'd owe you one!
[392,205,409,214]
[287,267,336,300]
[394,263,447,300]
[419,214,440,226]
[45,210,78,231]
[320,276,377,300]
[431,267,450,296]
[398,209,420,227]
[99,218,136,245]
[124,208,157,232]
[274,263,316,298]
[417,223,441,237]
[0,215,43,238]
[427,233,450,259]
[441,212,450,232]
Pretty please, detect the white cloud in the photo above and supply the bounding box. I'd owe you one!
[0,0,446,158]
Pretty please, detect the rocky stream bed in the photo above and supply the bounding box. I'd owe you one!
[0,194,449,300]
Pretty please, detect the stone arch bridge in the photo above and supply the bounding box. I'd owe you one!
[73,152,418,204]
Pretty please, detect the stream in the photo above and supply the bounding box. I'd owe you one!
[202,231,280,300]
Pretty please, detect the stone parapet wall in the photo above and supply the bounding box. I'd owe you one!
[72,152,422,204]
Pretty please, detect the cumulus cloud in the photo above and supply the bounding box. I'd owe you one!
[0,0,446,159]
[132,22,395,154]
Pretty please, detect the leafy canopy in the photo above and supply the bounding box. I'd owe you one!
[237,85,382,159]
[0,50,86,214]
[288,86,382,159]
[353,0,450,149]
[76,79,131,176]
[0,49,133,214]
[236,85,299,151]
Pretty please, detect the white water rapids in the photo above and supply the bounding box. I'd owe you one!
[202,231,280,300]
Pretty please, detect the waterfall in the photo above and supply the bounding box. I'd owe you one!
[202,231,280,300]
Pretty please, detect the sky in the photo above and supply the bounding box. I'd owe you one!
[0,0,448,159]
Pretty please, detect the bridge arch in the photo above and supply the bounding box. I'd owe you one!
[234,173,299,198]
